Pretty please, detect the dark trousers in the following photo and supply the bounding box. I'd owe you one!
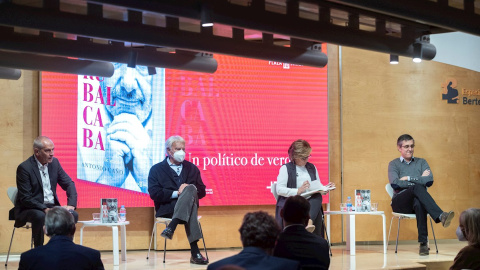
[391,185,443,243]
[161,185,201,244]
[15,207,78,247]
[309,193,325,237]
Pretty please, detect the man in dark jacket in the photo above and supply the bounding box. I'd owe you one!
[14,136,78,247]
[273,195,330,270]
[148,135,207,264]
[208,211,300,270]
[19,206,103,270]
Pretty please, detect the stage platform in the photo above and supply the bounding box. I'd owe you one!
[2,240,464,269]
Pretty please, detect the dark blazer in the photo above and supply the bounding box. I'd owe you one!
[15,156,77,217]
[273,225,330,270]
[148,157,206,217]
[207,246,300,270]
[18,235,104,270]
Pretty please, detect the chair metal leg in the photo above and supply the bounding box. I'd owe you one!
[163,232,167,263]
[198,222,209,261]
[387,216,395,249]
[146,222,157,259]
[429,217,438,253]
[321,214,333,257]
[5,227,16,266]
[395,217,401,253]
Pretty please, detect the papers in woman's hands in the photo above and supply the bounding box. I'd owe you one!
[301,181,336,198]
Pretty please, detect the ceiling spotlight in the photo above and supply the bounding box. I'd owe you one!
[201,5,214,27]
[0,67,21,80]
[390,54,399,64]
[147,66,156,75]
[413,43,422,63]
[0,50,114,77]
[127,50,138,68]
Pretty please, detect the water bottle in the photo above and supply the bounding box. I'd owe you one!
[119,205,126,222]
[346,196,353,212]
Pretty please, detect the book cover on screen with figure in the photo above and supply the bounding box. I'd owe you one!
[76,64,166,194]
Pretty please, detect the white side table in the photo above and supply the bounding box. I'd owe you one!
[78,220,130,265]
[324,211,386,255]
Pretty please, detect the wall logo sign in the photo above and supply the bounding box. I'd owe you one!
[441,78,459,103]
[441,78,480,105]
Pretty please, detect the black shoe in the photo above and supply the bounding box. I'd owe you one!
[190,253,208,265]
[440,211,455,228]
[419,242,429,256]
[160,227,174,240]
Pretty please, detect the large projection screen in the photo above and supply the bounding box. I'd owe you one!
[41,53,329,208]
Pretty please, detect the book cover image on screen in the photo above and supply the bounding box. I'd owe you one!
[41,53,329,208]
[76,63,165,195]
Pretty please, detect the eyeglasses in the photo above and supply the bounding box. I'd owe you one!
[402,144,415,149]
[300,155,312,161]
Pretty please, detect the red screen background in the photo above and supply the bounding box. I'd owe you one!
[42,54,329,208]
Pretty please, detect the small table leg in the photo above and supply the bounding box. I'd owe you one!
[346,215,356,255]
[80,225,85,245]
[120,224,127,261]
[382,214,387,254]
[112,226,119,266]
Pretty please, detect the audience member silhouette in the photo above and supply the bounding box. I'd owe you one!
[450,208,480,270]
[207,211,300,270]
[274,195,330,270]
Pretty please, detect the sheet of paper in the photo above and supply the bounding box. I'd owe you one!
[301,181,335,197]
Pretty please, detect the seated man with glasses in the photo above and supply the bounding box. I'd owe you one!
[388,134,454,255]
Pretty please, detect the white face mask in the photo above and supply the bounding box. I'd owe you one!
[173,149,186,163]
[456,226,467,241]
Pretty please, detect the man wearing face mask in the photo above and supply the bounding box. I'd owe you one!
[148,135,208,264]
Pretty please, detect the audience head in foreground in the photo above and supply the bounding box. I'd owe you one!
[450,208,480,270]
[274,195,330,270]
[207,211,300,270]
[281,194,311,226]
[19,207,104,270]
[44,205,76,238]
[239,211,280,252]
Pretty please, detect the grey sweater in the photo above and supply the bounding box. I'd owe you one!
[388,157,434,192]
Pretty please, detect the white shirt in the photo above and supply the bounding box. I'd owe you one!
[167,157,183,199]
[35,156,55,204]
[167,157,183,176]
[276,164,323,198]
